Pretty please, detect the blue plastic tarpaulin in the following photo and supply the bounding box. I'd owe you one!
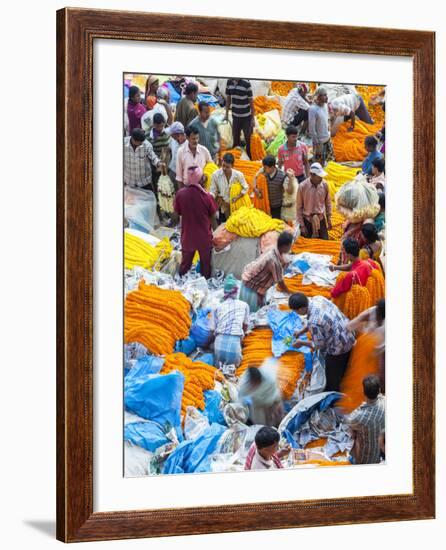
[203,390,226,426]
[267,309,310,357]
[124,421,170,452]
[190,308,212,348]
[124,370,185,439]
[162,423,226,474]
[279,391,343,447]
[175,336,197,356]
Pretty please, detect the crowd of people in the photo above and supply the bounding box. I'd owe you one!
[124,75,386,471]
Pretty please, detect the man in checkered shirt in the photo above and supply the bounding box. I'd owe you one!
[347,375,385,464]
[288,293,356,392]
[123,127,164,189]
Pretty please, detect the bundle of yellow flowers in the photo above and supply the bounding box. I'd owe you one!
[226,206,285,237]
[124,282,191,356]
[203,162,219,191]
[124,233,172,270]
[237,328,305,400]
[161,352,225,417]
[271,81,295,96]
[328,207,346,240]
[229,182,252,213]
[324,161,359,201]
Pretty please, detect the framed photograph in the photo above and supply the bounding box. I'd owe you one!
[56,7,435,543]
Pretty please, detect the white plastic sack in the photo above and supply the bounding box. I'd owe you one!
[124,441,152,477]
[124,187,158,233]
[258,109,282,140]
[218,120,233,149]
[124,228,160,247]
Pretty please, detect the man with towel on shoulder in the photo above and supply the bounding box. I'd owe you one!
[296,162,332,240]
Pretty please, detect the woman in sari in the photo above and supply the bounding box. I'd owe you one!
[144,75,159,110]
[127,86,147,133]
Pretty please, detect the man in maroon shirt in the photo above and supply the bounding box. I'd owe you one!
[174,165,218,279]
[330,237,379,298]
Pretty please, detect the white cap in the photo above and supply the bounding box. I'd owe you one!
[310,162,328,177]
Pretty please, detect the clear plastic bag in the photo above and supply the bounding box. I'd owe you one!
[124,187,158,233]
[184,407,211,440]
[335,174,380,222]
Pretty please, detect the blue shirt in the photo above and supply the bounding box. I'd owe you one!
[362,150,383,176]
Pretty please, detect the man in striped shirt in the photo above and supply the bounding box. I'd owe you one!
[253,155,291,220]
[147,112,171,192]
[225,78,254,159]
[189,102,221,160]
[347,375,385,464]
[240,231,293,312]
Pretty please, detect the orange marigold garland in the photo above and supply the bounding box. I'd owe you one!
[292,236,342,264]
[237,328,305,400]
[252,173,271,214]
[250,133,267,161]
[282,274,332,299]
[332,120,382,162]
[124,281,191,356]
[253,95,282,115]
[338,333,381,413]
[161,352,225,417]
[271,81,295,96]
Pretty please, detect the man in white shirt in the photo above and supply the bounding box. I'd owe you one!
[281,83,311,132]
[244,426,290,470]
[209,152,249,221]
[328,93,374,136]
[166,121,186,189]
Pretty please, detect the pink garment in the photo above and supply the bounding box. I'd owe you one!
[176,142,212,184]
[127,100,147,133]
[213,225,239,251]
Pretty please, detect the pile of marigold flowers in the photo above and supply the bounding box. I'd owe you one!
[253,95,282,115]
[332,120,382,162]
[292,236,342,263]
[124,282,191,356]
[161,352,225,417]
[271,81,295,96]
[282,274,332,299]
[237,328,305,400]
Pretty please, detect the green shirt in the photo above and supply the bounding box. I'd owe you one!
[189,116,220,157]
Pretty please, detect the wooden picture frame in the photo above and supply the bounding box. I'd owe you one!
[56,7,435,542]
